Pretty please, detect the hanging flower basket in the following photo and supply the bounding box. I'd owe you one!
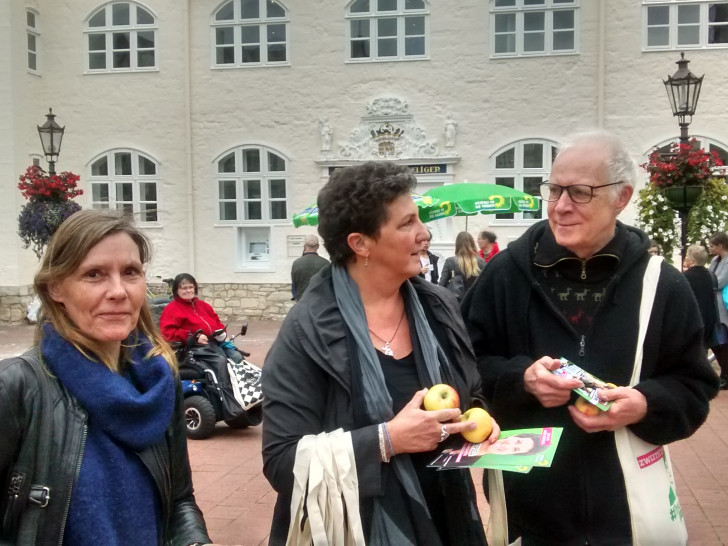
[663,185,704,211]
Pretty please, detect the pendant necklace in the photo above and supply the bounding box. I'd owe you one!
[368,307,406,357]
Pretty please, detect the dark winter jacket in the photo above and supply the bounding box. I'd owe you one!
[684,265,719,346]
[291,251,330,301]
[461,220,718,545]
[417,250,440,284]
[439,255,486,298]
[0,348,210,546]
[262,266,486,545]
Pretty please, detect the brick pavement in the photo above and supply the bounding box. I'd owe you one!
[2,322,728,544]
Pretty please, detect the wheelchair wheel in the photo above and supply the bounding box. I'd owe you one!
[184,395,217,440]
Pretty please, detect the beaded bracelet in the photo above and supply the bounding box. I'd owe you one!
[382,423,396,457]
[378,423,390,463]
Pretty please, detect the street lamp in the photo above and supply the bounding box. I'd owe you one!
[662,53,704,266]
[663,52,703,143]
[37,108,65,176]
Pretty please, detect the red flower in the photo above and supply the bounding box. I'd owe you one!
[18,165,83,201]
[641,139,722,188]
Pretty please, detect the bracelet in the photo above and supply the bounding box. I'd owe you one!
[382,422,396,457]
[378,423,390,463]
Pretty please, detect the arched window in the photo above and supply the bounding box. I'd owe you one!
[212,0,289,66]
[215,146,289,222]
[346,0,429,61]
[85,2,157,72]
[89,149,161,224]
[490,139,558,222]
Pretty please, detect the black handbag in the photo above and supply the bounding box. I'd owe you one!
[1,351,54,544]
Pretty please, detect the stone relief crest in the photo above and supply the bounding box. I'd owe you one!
[331,96,455,161]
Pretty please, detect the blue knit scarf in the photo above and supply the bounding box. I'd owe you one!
[41,325,175,546]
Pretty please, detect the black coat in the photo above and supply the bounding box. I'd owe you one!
[684,265,719,346]
[417,250,440,284]
[0,348,210,545]
[262,266,486,545]
[461,220,718,545]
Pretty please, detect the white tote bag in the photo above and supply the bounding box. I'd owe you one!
[614,255,688,545]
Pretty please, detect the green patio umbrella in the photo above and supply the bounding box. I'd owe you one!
[292,193,440,228]
[420,183,540,224]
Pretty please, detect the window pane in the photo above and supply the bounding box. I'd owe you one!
[378,18,397,37]
[219,153,236,173]
[89,33,106,51]
[137,7,154,25]
[405,36,424,55]
[220,202,237,220]
[217,27,234,45]
[113,32,130,49]
[496,148,515,169]
[270,201,287,220]
[553,30,574,50]
[405,16,424,35]
[270,179,286,198]
[244,180,261,199]
[350,0,370,13]
[553,10,574,30]
[524,32,545,51]
[242,45,261,62]
[218,46,235,64]
[268,1,285,17]
[710,4,728,23]
[678,25,700,45]
[351,20,370,38]
[140,182,157,200]
[112,3,130,26]
[268,24,286,42]
[140,203,157,222]
[92,157,108,176]
[241,26,260,43]
[113,51,131,68]
[495,34,516,53]
[216,2,235,21]
[268,152,286,171]
[92,183,109,202]
[495,0,516,6]
[241,0,260,19]
[678,5,699,24]
[709,24,728,43]
[28,52,36,70]
[268,44,286,62]
[524,11,545,31]
[219,180,236,199]
[115,152,132,175]
[378,38,397,56]
[494,177,515,219]
[89,52,106,69]
[406,0,425,9]
[495,13,516,33]
[27,11,36,27]
[378,0,397,11]
[647,6,669,26]
[28,34,36,51]
[245,202,262,220]
[139,156,156,175]
[137,31,154,48]
[243,149,261,172]
[352,39,370,58]
[89,10,106,27]
[524,0,545,5]
[523,177,544,219]
[647,27,669,47]
[523,144,544,168]
[116,182,133,201]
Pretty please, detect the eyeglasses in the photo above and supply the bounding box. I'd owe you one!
[539,181,624,204]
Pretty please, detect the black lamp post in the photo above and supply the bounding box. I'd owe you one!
[37,108,65,176]
[662,52,704,266]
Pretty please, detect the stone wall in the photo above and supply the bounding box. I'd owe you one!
[0,283,295,325]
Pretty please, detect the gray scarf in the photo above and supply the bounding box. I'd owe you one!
[331,265,449,545]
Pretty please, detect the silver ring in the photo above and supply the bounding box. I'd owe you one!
[439,424,450,443]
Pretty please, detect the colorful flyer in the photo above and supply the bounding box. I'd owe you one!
[551,358,615,411]
[428,427,563,472]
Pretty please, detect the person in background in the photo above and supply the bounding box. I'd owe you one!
[708,232,728,389]
[262,161,498,545]
[290,234,329,302]
[439,231,485,300]
[159,273,242,363]
[477,230,500,263]
[647,239,662,256]
[417,228,439,283]
[0,210,211,545]
[683,244,721,354]
[462,131,718,544]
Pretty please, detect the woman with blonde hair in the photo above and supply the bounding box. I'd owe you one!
[0,210,211,545]
[439,231,486,301]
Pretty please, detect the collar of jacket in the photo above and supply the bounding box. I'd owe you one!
[173,295,198,305]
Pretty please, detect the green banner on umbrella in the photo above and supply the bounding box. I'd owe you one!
[420,183,540,222]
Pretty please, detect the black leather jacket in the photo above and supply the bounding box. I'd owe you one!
[0,348,210,545]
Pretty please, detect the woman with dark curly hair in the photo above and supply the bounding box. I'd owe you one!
[262,161,499,545]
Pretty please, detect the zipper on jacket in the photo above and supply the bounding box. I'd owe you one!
[579,335,586,357]
[57,423,87,546]
[581,261,587,280]
[191,301,214,336]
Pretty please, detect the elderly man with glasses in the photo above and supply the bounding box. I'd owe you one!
[462,131,718,545]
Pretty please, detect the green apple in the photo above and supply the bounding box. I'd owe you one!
[423,383,459,411]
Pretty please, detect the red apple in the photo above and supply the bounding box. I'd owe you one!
[574,396,602,416]
[423,383,459,411]
[460,407,493,444]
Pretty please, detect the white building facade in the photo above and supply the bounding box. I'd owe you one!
[2,0,728,323]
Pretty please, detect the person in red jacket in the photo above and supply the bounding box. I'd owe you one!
[160,273,242,362]
[476,230,500,263]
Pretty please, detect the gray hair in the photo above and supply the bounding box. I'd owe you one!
[304,234,320,249]
[686,244,709,266]
[558,131,638,201]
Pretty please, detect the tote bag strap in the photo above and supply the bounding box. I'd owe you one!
[629,255,663,385]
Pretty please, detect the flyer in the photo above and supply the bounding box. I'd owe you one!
[551,358,615,411]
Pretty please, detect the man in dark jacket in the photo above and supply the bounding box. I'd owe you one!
[462,131,719,545]
[683,244,719,349]
[291,234,329,301]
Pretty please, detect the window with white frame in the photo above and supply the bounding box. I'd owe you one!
[491,139,557,222]
[89,150,160,224]
[216,146,289,223]
[85,2,157,72]
[27,9,39,72]
[346,0,429,61]
[212,0,289,66]
[491,0,577,57]
[644,1,728,49]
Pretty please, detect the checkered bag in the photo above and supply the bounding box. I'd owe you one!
[227,359,264,410]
